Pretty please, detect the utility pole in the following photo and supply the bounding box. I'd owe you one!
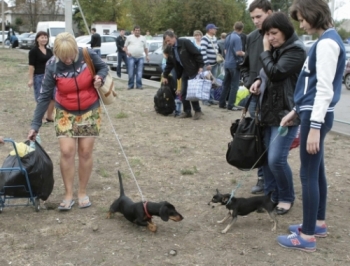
[65,0,73,34]
[2,0,4,48]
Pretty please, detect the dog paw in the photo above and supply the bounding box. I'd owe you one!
[147,222,157,233]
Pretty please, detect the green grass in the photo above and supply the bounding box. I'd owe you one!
[116,111,128,119]
[180,166,198,175]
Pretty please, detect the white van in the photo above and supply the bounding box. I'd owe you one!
[36,21,73,48]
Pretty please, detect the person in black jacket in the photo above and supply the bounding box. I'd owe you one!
[90,28,101,57]
[249,12,306,215]
[240,0,272,195]
[116,29,128,78]
[162,31,204,120]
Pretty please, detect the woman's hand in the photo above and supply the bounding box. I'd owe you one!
[28,79,33,88]
[307,128,320,154]
[28,129,37,141]
[93,75,102,89]
[263,34,271,51]
[249,80,261,95]
[280,110,297,127]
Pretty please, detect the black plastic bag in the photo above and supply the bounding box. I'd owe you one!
[0,140,54,200]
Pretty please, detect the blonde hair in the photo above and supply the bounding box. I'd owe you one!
[193,30,203,37]
[53,32,79,60]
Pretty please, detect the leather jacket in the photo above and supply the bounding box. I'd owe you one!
[259,34,306,126]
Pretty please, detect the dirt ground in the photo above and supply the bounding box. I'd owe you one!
[0,49,350,266]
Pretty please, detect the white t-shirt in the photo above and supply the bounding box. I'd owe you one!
[124,35,147,58]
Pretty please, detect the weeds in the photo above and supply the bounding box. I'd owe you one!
[181,166,198,175]
[116,111,128,119]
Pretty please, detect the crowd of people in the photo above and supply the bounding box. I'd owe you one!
[0,0,345,253]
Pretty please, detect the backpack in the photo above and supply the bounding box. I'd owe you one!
[154,84,176,116]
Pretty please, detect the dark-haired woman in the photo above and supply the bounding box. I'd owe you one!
[249,12,306,215]
[28,31,54,123]
[278,0,346,252]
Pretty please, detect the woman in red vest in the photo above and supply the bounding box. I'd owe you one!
[28,32,108,211]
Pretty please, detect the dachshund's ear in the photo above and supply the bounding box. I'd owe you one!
[159,203,173,221]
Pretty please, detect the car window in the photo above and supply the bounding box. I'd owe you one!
[51,28,65,37]
[104,36,116,43]
[149,43,161,52]
[154,46,164,55]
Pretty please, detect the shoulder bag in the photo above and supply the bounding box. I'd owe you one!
[82,48,117,105]
[226,94,266,170]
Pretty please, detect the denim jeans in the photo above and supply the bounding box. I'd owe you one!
[181,73,201,113]
[127,57,144,88]
[175,98,182,115]
[93,48,101,57]
[219,67,240,109]
[299,111,333,236]
[263,125,298,203]
[33,74,45,102]
[117,52,128,76]
[202,64,217,104]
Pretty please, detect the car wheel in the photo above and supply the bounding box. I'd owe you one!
[4,39,10,46]
[345,74,350,90]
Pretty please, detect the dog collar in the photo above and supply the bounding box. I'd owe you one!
[143,201,152,219]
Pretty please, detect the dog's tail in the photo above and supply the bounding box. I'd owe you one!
[118,170,125,196]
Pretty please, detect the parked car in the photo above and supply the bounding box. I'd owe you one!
[106,39,162,71]
[20,33,36,49]
[18,32,33,49]
[345,43,350,60]
[344,58,350,90]
[142,45,164,79]
[76,35,117,57]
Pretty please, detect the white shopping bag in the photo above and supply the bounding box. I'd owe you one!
[186,75,212,101]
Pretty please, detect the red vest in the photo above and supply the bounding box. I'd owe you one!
[55,68,98,110]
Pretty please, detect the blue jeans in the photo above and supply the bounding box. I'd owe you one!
[127,57,144,88]
[219,67,240,109]
[94,48,101,57]
[299,111,333,236]
[263,125,298,203]
[202,64,217,104]
[175,98,182,115]
[33,74,45,102]
[117,52,128,76]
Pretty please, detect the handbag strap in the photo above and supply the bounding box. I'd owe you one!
[82,48,96,76]
[240,94,260,124]
[208,36,218,56]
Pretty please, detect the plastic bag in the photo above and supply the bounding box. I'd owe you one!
[0,140,54,200]
[9,142,35,157]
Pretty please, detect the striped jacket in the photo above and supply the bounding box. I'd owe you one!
[200,34,218,66]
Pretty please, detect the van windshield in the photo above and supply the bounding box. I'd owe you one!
[51,28,65,37]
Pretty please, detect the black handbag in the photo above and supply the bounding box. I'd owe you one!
[226,94,266,170]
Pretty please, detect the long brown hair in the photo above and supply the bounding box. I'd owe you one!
[290,0,333,30]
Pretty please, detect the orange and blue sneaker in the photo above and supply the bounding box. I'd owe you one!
[277,229,316,252]
[289,223,327,238]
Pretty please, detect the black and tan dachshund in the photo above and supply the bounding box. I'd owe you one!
[107,171,184,232]
[210,189,278,234]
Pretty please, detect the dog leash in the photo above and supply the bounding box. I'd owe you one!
[96,89,146,202]
[226,132,281,205]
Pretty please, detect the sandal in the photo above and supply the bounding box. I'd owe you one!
[78,196,92,209]
[58,199,75,211]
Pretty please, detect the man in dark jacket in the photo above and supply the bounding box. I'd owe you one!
[116,29,128,78]
[163,31,204,120]
[240,0,272,194]
[90,28,101,57]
